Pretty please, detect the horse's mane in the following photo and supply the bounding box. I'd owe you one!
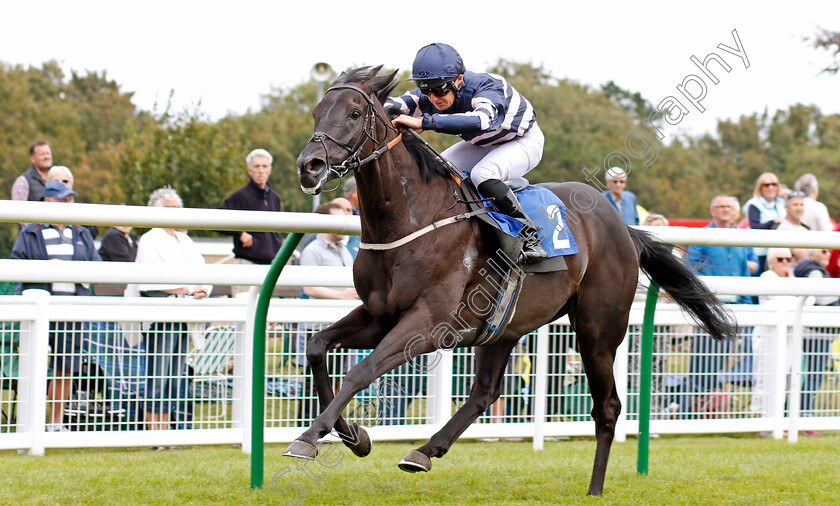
[337,66,450,183]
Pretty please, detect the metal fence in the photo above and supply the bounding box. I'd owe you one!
[2,293,838,455]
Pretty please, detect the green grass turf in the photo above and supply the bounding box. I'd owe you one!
[1,434,838,505]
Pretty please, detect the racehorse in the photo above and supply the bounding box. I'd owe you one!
[286,65,735,496]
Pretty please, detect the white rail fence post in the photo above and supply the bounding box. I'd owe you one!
[19,290,51,455]
[532,324,549,451]
[614,327,630,443]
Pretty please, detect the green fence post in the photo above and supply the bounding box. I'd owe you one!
[637,279,659,476]
[251,232,303,489]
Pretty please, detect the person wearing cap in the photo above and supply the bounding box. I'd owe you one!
[601,167,639,226]
[216,148,284,296]
[10,180,102,432]
[386,42,546,263]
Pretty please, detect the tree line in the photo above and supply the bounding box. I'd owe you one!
[1,55,839,256]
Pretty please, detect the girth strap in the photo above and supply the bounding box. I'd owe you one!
[358,207,490,251]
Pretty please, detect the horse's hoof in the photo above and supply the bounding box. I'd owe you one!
[398,450,431,473]
[282,439,318,460]
[342,423,372,458]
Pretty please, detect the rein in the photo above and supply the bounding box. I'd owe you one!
[307,84,402,178]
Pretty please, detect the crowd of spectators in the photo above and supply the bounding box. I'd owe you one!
[6,142,840,435]
[638,170,838,428]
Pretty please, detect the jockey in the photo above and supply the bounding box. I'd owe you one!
[387,42,547,263]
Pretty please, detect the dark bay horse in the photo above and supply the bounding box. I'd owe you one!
[286,66,735,495]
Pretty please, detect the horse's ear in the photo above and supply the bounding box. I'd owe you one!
[373,69,400,104]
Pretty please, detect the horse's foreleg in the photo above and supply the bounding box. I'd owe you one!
[400,339,518,473]
[299,306,391,458]
[286,309,437,458]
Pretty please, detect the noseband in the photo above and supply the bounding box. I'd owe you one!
[308,83,402,178]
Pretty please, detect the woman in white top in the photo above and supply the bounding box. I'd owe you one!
[128,187,212,435]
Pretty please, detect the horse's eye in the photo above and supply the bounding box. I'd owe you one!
[350,110,362,120]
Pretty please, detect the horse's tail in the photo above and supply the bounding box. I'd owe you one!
[628,227,737,341]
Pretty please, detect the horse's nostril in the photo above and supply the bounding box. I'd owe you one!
[300,157,325,175]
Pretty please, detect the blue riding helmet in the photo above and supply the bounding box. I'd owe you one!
[409,43,465,82]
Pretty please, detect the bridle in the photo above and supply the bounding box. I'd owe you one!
[307,83,403,179]
[306,82,488,252]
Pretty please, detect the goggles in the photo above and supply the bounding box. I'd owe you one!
[419,80,456,97]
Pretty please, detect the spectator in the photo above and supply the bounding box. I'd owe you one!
[794,173,833,232]
[827,221,840,278]
[343,177,361,258]
[634,213,682,416]
[744,172,786,273]
[217,148,284,297]
[343,177,359,212]
[730,196,758,273]
[642,213,668,227]
[777,183,791,201]
[10,181,101,432]
[295,202,358,422]
[331,197,359,260]
[11,141,52,202]
[46,165,74,187]
[775,191,809,261]
[794,248,838,429]
[601,167,639,226]
[99,226,138,262]
[682,196,752,416]
[750,248,797,419]
[125,187,212,435]
[299,196,357,255]
[44,165,98,239]
[685,196,753,303]
[486,335,531,425]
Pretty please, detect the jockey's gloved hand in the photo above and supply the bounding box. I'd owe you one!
[384,104,401,121]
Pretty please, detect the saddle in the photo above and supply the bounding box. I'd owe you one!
[450,169,569,273]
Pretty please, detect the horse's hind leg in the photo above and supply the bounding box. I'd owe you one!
[399,338,518,473]
[574,307,628,496]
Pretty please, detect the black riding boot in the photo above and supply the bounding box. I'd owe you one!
[478,179,548,264]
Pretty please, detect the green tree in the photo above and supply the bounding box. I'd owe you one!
[0,60,141,256]
[117,104,245,228]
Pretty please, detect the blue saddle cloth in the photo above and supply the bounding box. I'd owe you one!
[478,183,579,258]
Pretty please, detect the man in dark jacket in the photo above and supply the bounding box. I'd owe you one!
[11,141,53,202]
[10,180,102,431]
[217,148,284,296]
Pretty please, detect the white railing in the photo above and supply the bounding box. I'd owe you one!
[2,201,840,455]
[1,292,839,455]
